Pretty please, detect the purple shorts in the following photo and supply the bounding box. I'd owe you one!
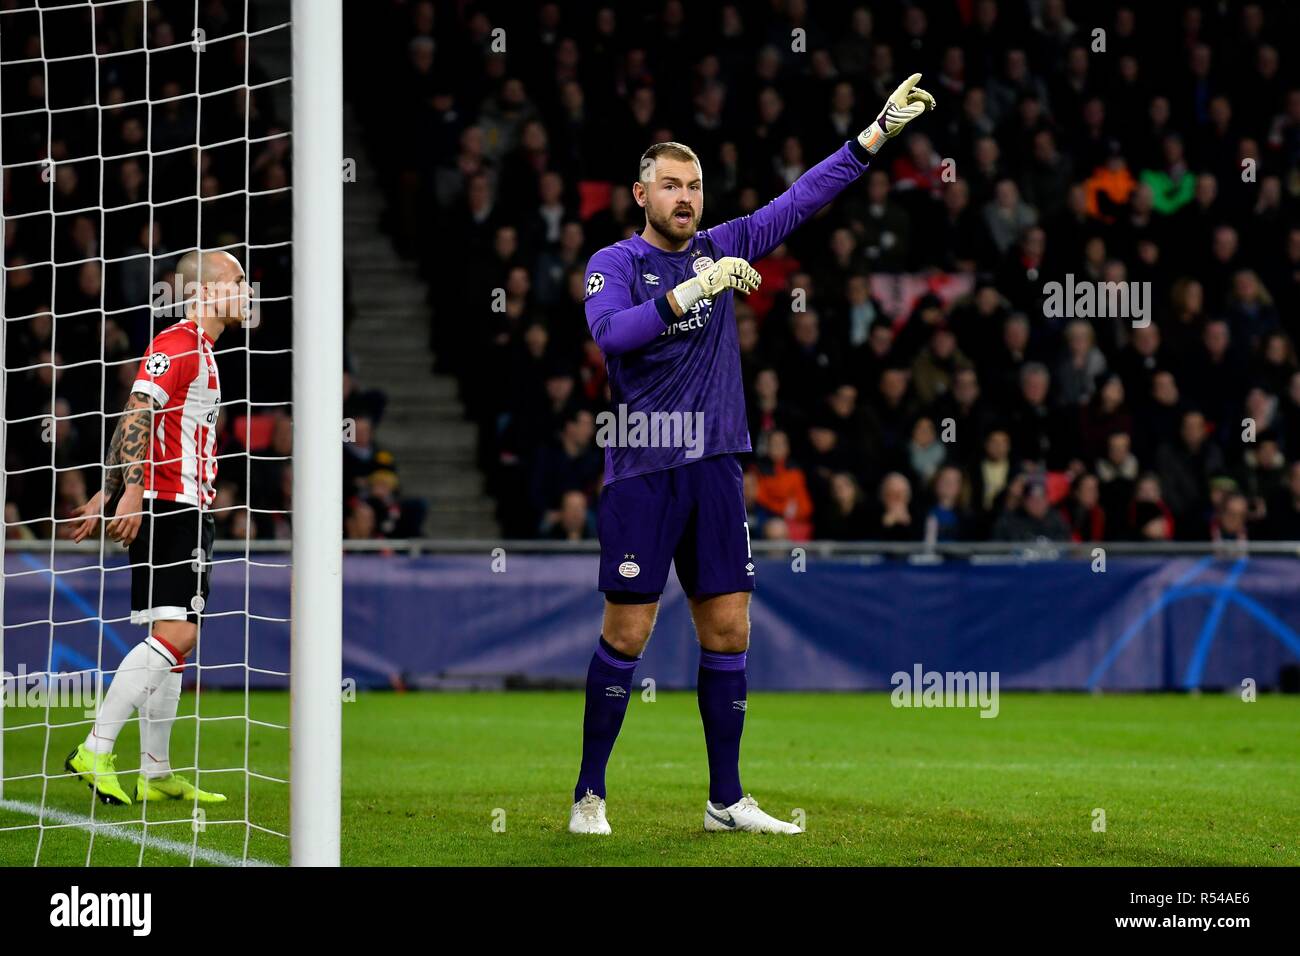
[597,454,756,599]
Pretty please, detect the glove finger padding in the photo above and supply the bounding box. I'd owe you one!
[908,86,936,111]
[677,256,761,307]
[888,73,923,108]
[708,257,761,296]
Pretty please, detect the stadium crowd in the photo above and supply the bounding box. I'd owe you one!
[352,0,1300,544]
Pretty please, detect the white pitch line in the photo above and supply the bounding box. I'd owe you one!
[0,799,276,867]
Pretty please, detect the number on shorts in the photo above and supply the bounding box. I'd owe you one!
[743,520,751,559]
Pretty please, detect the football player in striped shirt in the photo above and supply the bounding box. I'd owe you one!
[65,250,248,806]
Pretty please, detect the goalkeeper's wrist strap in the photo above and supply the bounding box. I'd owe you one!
[858,121,886,155]
[672,278,705,312]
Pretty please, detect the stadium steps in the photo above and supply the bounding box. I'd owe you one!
[342,106,500,540]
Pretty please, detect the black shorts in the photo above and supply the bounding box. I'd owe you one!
[128,497,214,626]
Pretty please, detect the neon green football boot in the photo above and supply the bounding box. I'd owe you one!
[136,772,227,804]
[65,744,132,806]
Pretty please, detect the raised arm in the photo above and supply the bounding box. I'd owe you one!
[708,73,936,262]
[706,141,873,263]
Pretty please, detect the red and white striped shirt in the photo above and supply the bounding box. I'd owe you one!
[131,319,221,507]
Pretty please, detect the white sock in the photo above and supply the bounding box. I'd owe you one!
[139,669,182,778]
[85,636,179,755]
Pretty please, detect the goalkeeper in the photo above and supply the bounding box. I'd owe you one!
[570,76,935,834]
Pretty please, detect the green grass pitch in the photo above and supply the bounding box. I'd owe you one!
[1,690,1296,866]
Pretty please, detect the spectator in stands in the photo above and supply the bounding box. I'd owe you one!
[992,476,1071,542]
[969,428,1014,535]
[906,416,946,486]
[1008,362,1071,468]
[1210,491,1250,544]
[1243,433,1287,523]
[754,429,814,541]
[929,367,993,466]
[1156,410,1226,539]
[528,408,601,535]
[871,472,920,541]
[923,465,971,544]
[1130,474,1176,541]
[982,179,1036,256]
[1266,461,1300,540]
[1056,320,1108,409]
[344,497,377,541]
[911,324,971,406]
[816,472,874,541]
[542,489,596,541]
[1060,472,1106,542]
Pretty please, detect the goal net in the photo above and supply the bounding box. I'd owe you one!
[0,0,336,866]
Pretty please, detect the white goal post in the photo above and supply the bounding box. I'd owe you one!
[289,0,342,868]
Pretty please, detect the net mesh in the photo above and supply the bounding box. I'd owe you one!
[1,0,294,866]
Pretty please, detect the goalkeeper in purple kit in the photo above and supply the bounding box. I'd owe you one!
[569,75,936,835]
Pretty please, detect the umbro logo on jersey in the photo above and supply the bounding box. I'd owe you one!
[144,352,171,376]
[642,273,659,285]
[585,272,605,297]
[605,685,627,699]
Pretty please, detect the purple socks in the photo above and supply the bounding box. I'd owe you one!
[697,648,747,807]
[573,639,749,808]
[574,636,638,802]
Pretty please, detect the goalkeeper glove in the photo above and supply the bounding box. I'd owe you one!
[671,256,761,311]
[858,72,937,155]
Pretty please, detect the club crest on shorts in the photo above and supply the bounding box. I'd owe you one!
[618,560,640,578]
[144,352,171,376]
[691,256,715,275]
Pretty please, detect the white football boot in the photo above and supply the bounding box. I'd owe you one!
[704,794,803,834]
[569,789,612,835]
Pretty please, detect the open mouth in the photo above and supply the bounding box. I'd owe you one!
[673,209,693,226]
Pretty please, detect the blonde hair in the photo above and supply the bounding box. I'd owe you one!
[638,141,701,184]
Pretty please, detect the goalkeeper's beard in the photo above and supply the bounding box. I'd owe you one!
[646,204,699,245]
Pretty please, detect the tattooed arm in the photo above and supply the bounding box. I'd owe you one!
[101,391,155,502]
[71,391,159,545]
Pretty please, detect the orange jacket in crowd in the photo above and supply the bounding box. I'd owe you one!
[755,461,814,523]
[1083,163,1136,223]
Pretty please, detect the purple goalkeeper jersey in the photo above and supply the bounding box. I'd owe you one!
[582,139,872,484]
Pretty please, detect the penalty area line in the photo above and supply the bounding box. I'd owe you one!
[0,798,276,867]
